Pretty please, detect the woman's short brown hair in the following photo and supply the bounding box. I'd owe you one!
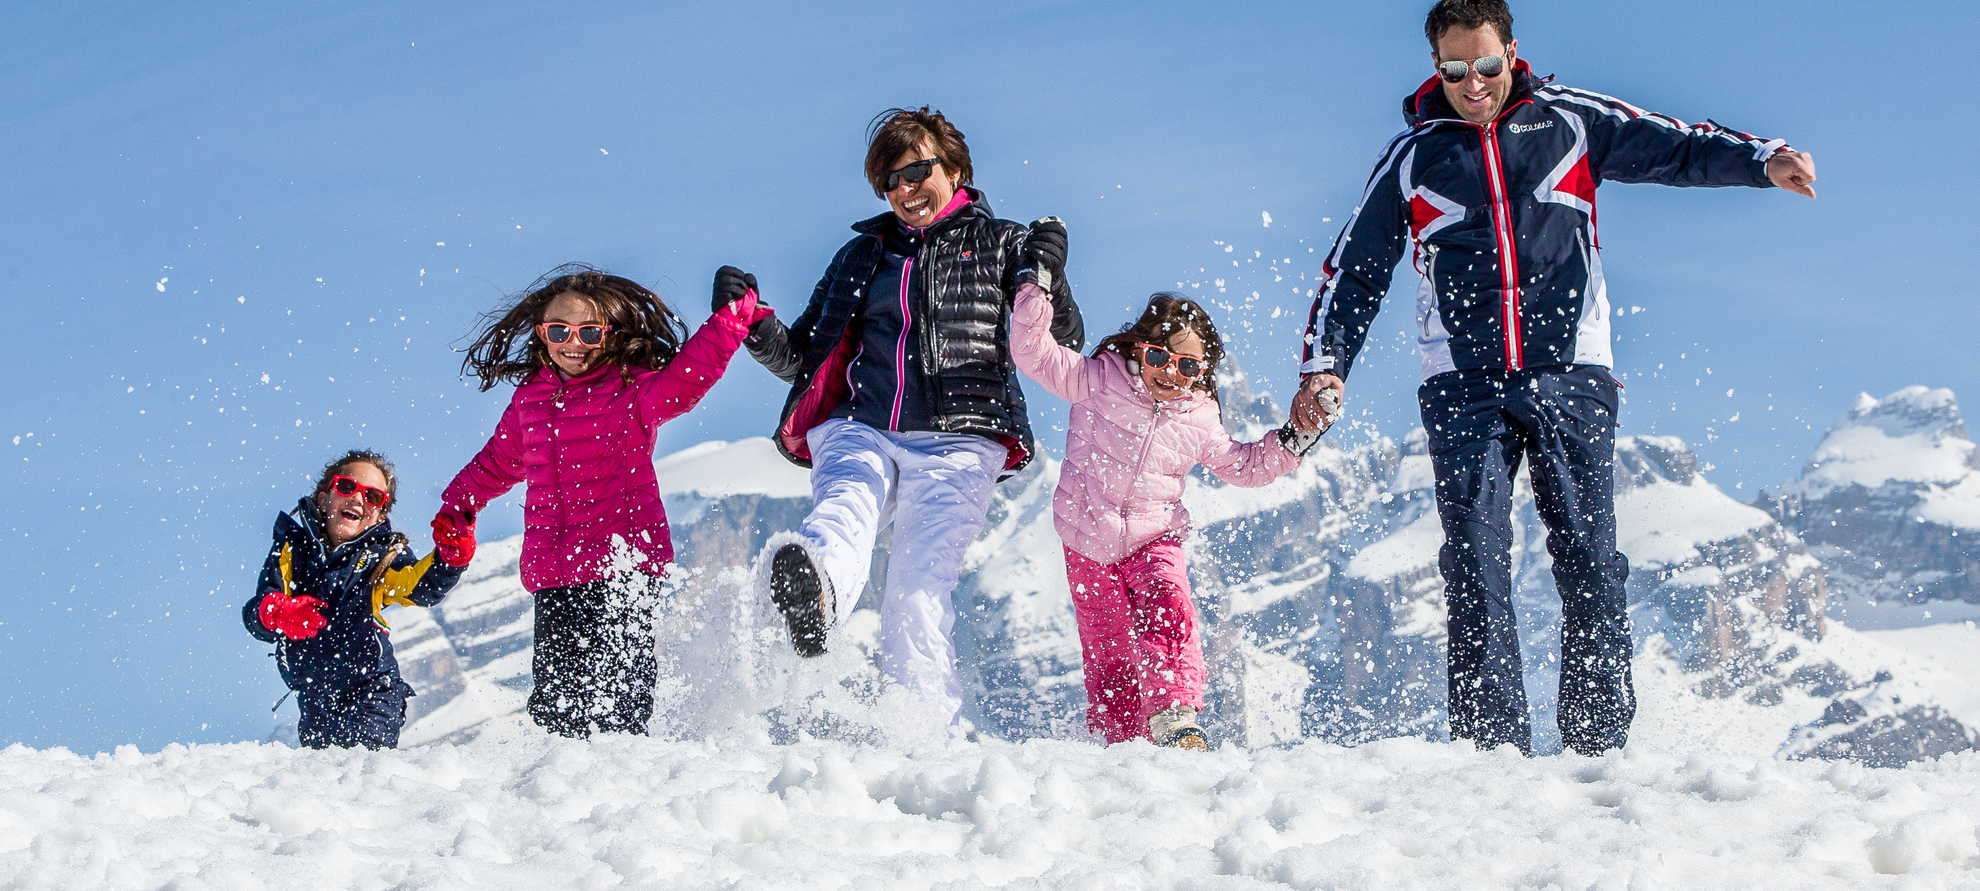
[864,107,973,198]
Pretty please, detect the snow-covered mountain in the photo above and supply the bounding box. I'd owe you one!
[1759,386,1980,605]
[383,378,1979,766]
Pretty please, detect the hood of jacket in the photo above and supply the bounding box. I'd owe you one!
[1403,57,1542,126]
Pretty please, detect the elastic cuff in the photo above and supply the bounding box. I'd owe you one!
[1278,422,1325,456]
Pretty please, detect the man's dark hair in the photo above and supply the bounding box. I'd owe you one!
[1425,0,1514,51]
[864,107,973,198]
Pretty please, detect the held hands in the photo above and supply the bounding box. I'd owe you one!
[431,509,477,568]
[1766,150,1817,198]
[712,266,759,315]
[258,592,327,641]
[1019,217,1068,290]
[1291,373,1344,434]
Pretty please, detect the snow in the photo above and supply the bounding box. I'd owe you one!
[1790,387,1980,530]
[1860,622,1980,731]
[1614,477,1773,568]
[654,437,811,500]
[4,735,1977,888]
[649,436,817,529]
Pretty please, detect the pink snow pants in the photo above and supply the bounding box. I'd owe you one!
[1064,537,1205,744]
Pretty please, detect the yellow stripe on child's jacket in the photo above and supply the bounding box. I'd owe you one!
[370,552,433,632]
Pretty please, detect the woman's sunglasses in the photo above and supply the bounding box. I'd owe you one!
[1137,343,1207,381]
[1438,54,1507,83]
[885,158,944,191]
[536,322,612,346]
[327,474,391,508]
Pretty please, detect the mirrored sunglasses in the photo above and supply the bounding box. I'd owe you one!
[1438,54,1507,83]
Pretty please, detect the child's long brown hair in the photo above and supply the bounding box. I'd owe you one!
[460,264,686,391]
[1091,292,1224,400]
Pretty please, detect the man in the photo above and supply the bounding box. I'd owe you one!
[1290,0,1816,756]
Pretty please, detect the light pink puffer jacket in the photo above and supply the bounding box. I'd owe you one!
[442,298,765,591]
[1010,286,1301,565]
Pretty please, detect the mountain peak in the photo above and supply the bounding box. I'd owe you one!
[1796,387,1977,497]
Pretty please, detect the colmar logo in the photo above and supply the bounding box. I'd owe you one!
[1507,121,1554,134]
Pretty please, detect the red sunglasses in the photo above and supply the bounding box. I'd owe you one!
[536,322,612,346]
[327,474,391,508]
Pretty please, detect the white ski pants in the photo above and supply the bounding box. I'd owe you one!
[801,418,1005,722]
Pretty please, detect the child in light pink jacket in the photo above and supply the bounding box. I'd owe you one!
[1011,285,1325,749]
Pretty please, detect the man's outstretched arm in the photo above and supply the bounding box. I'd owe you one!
[1561,85,1815,196]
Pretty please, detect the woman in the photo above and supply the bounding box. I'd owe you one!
[741,106,1084,725]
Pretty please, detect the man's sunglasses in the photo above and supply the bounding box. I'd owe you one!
[536,322,612,346]
[327,474,391,508]
[1438,54,1507,83]
[885,158,943,192]
[1137,343,1208,381]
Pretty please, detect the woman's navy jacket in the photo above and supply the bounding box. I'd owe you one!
[241,498,463,695]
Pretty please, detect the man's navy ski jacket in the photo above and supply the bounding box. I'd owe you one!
[1301,60,1788,382]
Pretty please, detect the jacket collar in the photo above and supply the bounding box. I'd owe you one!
[851,185,994,239]
[531,359,620,388]
[1404,57,1542,126]
[284,496,395,557]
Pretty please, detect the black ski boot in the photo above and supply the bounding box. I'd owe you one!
[770,543,830,658]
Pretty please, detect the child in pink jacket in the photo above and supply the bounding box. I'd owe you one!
[436,264,769,738]
[1011,284,1324,749]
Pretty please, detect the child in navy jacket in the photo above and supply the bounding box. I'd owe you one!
[243,449,467,749]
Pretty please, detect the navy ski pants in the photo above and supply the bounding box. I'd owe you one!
[529,575,661,738]
[1419,365,1634,756]
[298,676,412,750]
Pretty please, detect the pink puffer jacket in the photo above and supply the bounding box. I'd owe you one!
[1010,286,1301,565]
[442,297,766,591]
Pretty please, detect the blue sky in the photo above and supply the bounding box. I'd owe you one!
[4,1,1973,752]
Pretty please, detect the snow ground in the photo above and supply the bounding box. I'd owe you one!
[4,734,1977,890]
[1860,621,1980,731]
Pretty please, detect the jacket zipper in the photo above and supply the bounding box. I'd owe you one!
[1476,121,1524,371]
[890,253,914,431]
[1120,399,1167,553]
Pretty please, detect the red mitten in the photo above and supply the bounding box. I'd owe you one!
[258,593,327,640]
[431,509,477,567]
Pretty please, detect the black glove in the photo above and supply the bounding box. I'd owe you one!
[712,265,758,314]
[1020,217,1067,289]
